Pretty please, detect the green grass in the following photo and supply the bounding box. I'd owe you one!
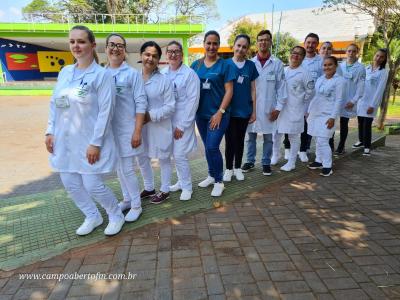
[387,95,400,118]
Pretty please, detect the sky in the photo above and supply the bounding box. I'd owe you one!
[0,0,324,28]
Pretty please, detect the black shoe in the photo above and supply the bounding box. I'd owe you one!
[262,165,272,176]
[308,162,323,170]
[140,189,156,199]
[241,162,255,173]
[334,149,345,156]
[150,192,170,204]
[352,141,363,149]
[320,168,333,177]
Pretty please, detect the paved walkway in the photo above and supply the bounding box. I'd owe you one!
[1,135,399,300]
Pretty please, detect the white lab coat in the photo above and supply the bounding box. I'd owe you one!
[247,55,287,134]
[301,54,323,82]
[276,66,315,134]
[107,62,148,158]
[46,60,117,174]
[338,61,366,118]
[307,74,345,138]
[161,64,200,155]
[142,70,175,159]
[357,65,389,118]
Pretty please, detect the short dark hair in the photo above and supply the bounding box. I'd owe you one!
[291,46,306,57]
[166,40,183,52]
[304,33,319,43]
[257,29,272,40]
[324,56,338,66]
[106,33,126,48]
[234,34,251,46]
[377,48,388,70]
[347,43,359,52]
[203,30,220,44]
[140,41,162,59]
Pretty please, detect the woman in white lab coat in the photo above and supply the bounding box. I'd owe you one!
[45,25,124,236]
[270,46,315,172]
[161,41,200,201]
[137,41,175,204]
[334,44,366,154]
[105,33,147,222]
[354,48,388,156]
[307,56,345,176]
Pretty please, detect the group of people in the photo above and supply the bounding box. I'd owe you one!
[45,25,389,237]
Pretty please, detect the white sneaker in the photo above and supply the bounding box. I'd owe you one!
[118,201,131,212]
[211,182,225,197]
[169,182,181,192]
[223,169,233,182]
[104,216,125,236]
[76,215,103,236]
[363,148,371,156]
[125,207,142,222]
[298,151,309,163]
[198,176,215,188]
[180,189,192,201]
[284,149,290,160]
[234,168,244,181]
[271,154,281,165]
[280,162,295,172]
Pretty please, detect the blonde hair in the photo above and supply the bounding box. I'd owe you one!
[70,25,99,63]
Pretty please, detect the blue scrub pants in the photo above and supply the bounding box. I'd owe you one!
[196,115,229,183]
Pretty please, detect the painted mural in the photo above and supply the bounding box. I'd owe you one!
[37,51,74,72]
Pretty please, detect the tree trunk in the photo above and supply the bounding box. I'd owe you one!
[378,69,395,129]
[393,89,397,105]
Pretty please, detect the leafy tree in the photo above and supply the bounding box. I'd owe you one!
[227,18,264,56]
[273,32,298,64]
[322,0,400,128]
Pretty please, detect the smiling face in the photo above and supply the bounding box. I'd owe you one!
[346,45,359,62]
[105,35,126,67]
[323,57,337,77]
[233,37,249,60]
[289,47,305,68]
[141,46,160,72]
[319,43,333,58]
[166,43,183,67]
[257,33,272,54]
[204,34,220,59]
[304,37,319,56]
[69,29,96,61]
[373,50,387,68]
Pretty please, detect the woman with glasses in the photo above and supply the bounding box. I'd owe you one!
[270,46,315,172]
[161,41,200,201]
[191,30,235,197]
[137,41,175,204]
[105,33,147,222]
[45,26,125,236]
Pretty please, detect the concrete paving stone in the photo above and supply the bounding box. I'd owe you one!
[256,280,280,298]
[331,289,369,299]
[342,262,371,283]
[360,264,396,276]
[359,282,389,299]
[208,294,226,300]
[260,253,291,262]
[352,255,385,266]
[173,275,205,290]
[126,260,156,272]
[370,273,400,286]
[172,257,201,268]
[289,255,313,272]
[199,241,214,256]
[281,293,317,300]
[156,251,171,269]
[202,255,219,274]
[119,290,154,300]
[154,288,172,300]
[224,283,260,297]
[315,294,335,300]
[264,261,297,272]
[248,262,269,281]
[155,268,171,289]
[322,277,359,290]
[219,264,250,276]
[269,270,303,282]
[13,287,50,299]
[302,272,328,293]
[274,281,311,294]
[205,273,224,295]
[222,273,255,285]
[121,279,154,293]
[211,234,238,242]
[173,287,208,300]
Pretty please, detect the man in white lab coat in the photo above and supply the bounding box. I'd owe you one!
[241,29,286,176]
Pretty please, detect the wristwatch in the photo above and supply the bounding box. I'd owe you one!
[219,108,225,114]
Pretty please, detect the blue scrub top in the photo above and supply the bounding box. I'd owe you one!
[191,58,236,119]
[228,59,259,118]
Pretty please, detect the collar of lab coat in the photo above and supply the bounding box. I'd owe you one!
[65,59,98,81]
[105,61,129,77]
[304,54,322,64]
[142,68,160,84]
[253,54,276,69]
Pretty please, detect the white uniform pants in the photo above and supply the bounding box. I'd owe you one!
[137,154,172,193]
[274,133,300,166]
[315,137,332,168]
[60,173,122,222]
[173,152,192,192]
[117,156,141,208]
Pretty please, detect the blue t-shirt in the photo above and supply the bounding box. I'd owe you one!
[228,59,259,118]
[191,58,236,119]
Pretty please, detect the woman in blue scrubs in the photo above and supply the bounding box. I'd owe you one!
[191,30,236,197]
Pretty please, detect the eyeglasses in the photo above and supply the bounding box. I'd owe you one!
[291,52,304,56]
[166,49,182,55]
[107,42,125,50]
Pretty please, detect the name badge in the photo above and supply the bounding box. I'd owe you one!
[266,74,275,81]
[237,75,244,84]
[202,79,211,90]
[343,72,353,79]
[311,71,318,79]
[55,95,70,108]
